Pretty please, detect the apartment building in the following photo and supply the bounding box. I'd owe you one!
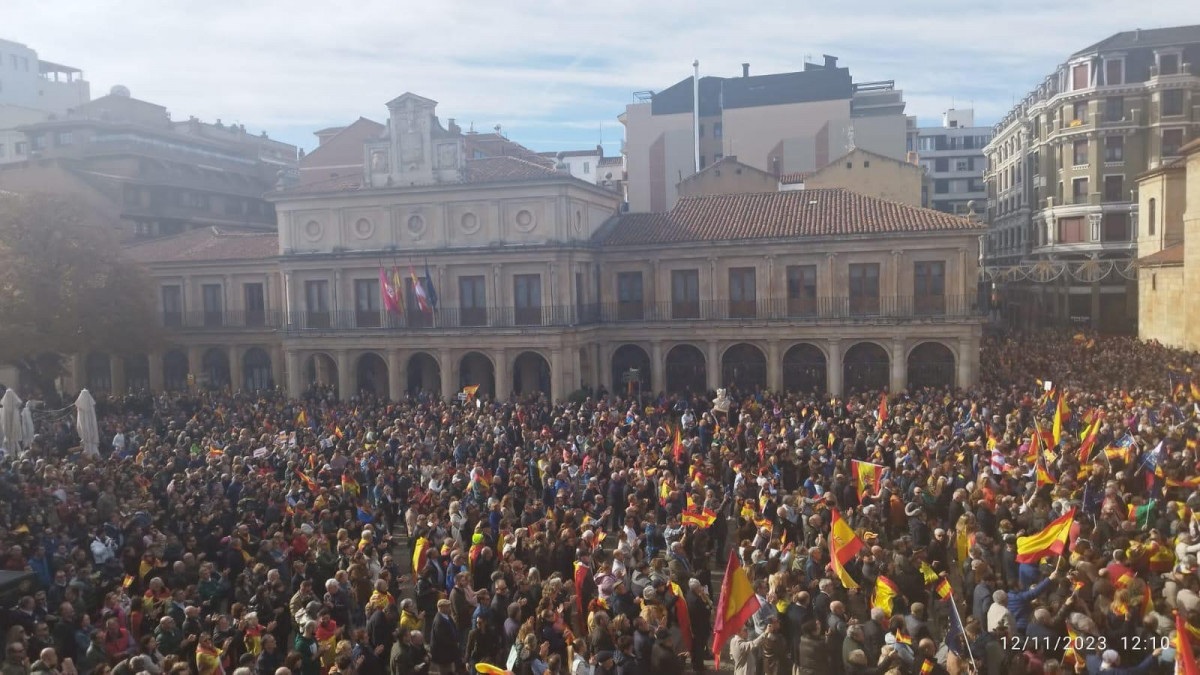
[983,25,1200,332]
[915,109,990,215]
[0,37,90,165]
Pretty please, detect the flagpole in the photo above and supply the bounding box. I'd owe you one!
[947,588,978,673]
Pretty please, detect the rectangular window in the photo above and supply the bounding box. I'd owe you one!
[714,122,723,138]
[1160,53,1180,75]
[1103,213,1129,241]
[1057,216,1085,244]
[671,269,700,319]
[202,284,223,326]
[575,271,587,322]
[1104,97,1123,122]
[1073,140,1088,165]
[1072,63,1089,90]
[162,285,183,327]
[56,132,72,146]
[1073,101,1088,123]
[354,279,380,327]
[1103,175,1124,202]
[786,265,817,316]
[583,161,590,174]
[459,275,487,326]
[918,136,936,152]
[1104,135,1124,162]
[728,267,757,318]
[913,261,946,314]
[1162,89,1184,116]
[513,274,542,325]
[848,263,880,315]
[934,179,948,194]
[935,158,948,172]
[1072,177,1089,203]
[244,283,265,326]
[31,135,45,150]
[1105,59,1123,85]
[616,271,644,320]
[304,280,330,328]
[1163,129,1184,156]
[955,159,969,171]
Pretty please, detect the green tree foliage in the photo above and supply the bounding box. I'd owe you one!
[0,193,161,395]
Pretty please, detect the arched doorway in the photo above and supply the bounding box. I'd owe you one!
[163,350,189,391]
[665,344,706,394]
[124,355,150,393]
[611,344,651,396]
[201,348,231,389]
[908,342,956,390]
[85,353,112,392]
[243,348,272,392]
[513,351,552,398]
[304,353,338,395]
[407,352,441,397]
[843,342,890,393]
[459,352,495,399]
[722,343,767,392]
[783,343,827,393]
[356,353,388,398]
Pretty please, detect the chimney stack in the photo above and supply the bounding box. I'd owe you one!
[823,54,838,69]
[742,63,750,78]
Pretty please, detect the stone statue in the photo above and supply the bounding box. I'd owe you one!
[713,388,731,414]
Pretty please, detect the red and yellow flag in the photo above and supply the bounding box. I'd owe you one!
[877,393,888,428]
[296,410,307,426]
[1077,416,1100,478]
[1178,612,1200,675]
[295,469,319,493]
[711,550,761,669]
[852,460,884,500]
[1015,508,1075,563]
[673,427,685,465]
[934,577,952,601]
[670,581,694,650]
[411,537,430,581]
[830,508,864,589]
[1052,391,1069,447]
[871,575,901,619]
[682,510,716,528]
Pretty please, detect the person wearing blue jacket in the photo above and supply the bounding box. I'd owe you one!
[1006,568,1062,632]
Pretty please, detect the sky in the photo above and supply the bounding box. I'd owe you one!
[5,0,1199,156]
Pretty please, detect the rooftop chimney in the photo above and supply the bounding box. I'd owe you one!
[823,54,838,69]
[1134,28,1141,42]
[742,63,750,78]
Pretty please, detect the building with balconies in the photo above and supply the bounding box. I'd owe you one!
[0,37,90,166]
[982,25,1200,332]
[69,92,985,402]
[915,109,990,216]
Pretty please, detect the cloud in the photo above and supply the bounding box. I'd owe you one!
[4,0,1198,151]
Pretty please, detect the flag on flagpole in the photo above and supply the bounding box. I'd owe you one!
[295,470,319,493]
[852,460,884,500]
[1178,612,1199,675]
[673,426,685,465]
[871,575,901,619]
[830,508,863,589]
[934,577,952,601]
[423,260,438,310]
[877,393,888,428]
[411,537,429,581]
[670,581,694,650]
[380,267,400,314]
[1015,508,1075,563]
[1077,416,1100,478]
[1052,391,1068,447]
[711,550,761,669]
[390,267,405,313]
[410,266,432,313]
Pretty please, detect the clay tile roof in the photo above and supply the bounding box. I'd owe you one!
[598,156,623,167]
[779,171,812,185]
[123,226,278,263]
[596,188,980,246]
[1138,243,1184,266]
[462,155,563,183]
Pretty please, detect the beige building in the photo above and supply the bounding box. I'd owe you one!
[69,93,985,402]
[621,57,909,212]
[1136,138,1200,348]
[983,25,1200,332]
[795,148,926,207]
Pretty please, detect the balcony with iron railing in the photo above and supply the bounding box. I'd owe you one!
[160,309,283,330]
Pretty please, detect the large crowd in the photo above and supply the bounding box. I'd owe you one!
[2,331,1200,675]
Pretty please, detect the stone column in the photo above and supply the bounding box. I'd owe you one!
[148,352,164,393]
[551,348,565,402]
[958,335,977,389]
[336,350,352,401]
[187,346,203,389]
[110,355,127,394]
[827,339,842,398]
[285,350,302,398]
[596,344,610,394]
[890,338,907,394]
[493,348,508,401]
[650,341,664,396]
[706,340,720,392]
[270,345,284,391]
[767,339,782,393]
[229,346,243,392]
[283,271,294,326]
[387,351,403,402]
[439,349,454,402]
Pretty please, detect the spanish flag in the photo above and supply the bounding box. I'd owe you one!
[871,575,901,619]
[334,426,345,440]
[1179,612,1200,675]
[673,427,685,465]
[1077,417,1100,478]
[877,393,888,428]
[341,474,360,496]
[711,550,761,669]
[462,384,479,399]
[852,460,884,500]
[411,536,429,581]
[830,508,863,589]
[1168,477,1200,489]
[682,510,714,528]
[1036,455,1054,488]
[1015,508,1075,563]
[295,469,319,493]
[1052,392,1069,447]
[934,577,952,601]
[669,581,694,650]
[296,410,307,426]
[573,561,589,619]
[475,665,509,675]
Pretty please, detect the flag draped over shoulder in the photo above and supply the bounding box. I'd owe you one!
[711,550,761,669]
[852,460,884,500]
[411,537,429,581]
[670,581,694,650]
[871,575,901,619]
[830,508,863,589]
[1016,508,1075,563]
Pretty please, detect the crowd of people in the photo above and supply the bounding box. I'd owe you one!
[1,330,1199,675]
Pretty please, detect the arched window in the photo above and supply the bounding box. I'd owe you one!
[1148,198,1156,236]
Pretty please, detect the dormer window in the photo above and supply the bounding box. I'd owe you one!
[1104,58,1123,85]
[1071,62,1089,90]
[1158,52,1180,75]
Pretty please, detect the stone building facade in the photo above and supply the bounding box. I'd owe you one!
[72,93,985,402]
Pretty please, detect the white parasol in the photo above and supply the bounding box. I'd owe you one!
[0,389,24,453]
[75,389,100,458]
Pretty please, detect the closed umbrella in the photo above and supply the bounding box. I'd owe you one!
[0,389,24,454]
[75,389,100,459]
[21,402,35,448]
